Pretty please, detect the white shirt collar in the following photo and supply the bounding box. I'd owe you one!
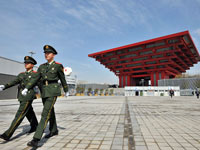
[48,60,54,65]
[26,69,32,73]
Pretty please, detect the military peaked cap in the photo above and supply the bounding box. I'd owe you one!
[24,56,37,65]
[43,45,58,55]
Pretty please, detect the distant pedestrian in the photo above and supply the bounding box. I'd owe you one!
[192,91,194,96]
[169,89,174,98]
[195,90,200,99]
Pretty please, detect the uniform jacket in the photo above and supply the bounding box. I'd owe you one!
[25,61,68,98]
[4,70,38,101]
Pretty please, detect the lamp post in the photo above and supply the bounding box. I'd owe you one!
[29,51,35,57]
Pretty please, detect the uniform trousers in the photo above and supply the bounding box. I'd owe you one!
[3,100,38,139]
[33,96,57,140]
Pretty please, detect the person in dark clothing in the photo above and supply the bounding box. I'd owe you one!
[195,90,200,99]
[169,89,174,98]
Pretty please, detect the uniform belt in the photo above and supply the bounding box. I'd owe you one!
[43,80,58,86]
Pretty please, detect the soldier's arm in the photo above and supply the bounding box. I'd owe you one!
[4,74,22,90]
[25,68,41,90]
[58,64,68,92]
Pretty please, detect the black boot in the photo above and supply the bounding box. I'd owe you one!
[27,138,39,147]
[27,127,37,134]
[45,130,58,138]
[0,134,9,141]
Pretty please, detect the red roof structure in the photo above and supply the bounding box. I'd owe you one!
[88,31,200,87]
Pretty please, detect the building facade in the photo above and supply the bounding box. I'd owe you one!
[89,31,200,87]
[158,78,200,90]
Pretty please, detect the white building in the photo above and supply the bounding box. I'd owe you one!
[125,86,180,96]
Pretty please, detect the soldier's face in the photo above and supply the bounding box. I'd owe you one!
[25,63,34,70]
[45,52,55,61]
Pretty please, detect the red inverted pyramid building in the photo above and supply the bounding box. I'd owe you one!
[88,31,200,87]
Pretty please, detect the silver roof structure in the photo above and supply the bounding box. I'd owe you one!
[0,56,38,76]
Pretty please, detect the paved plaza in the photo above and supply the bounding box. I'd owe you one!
[0,96,200,150]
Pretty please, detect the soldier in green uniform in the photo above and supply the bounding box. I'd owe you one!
[0,56,38,141]
[22,45,68,147]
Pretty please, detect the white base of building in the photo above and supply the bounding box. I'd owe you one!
[125,86,180,96]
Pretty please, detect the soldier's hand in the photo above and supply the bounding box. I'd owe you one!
[22,88,28,96]
[65,92,69,97]
[0,85,5,91]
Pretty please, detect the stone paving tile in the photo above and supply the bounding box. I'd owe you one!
[0,96,200,150]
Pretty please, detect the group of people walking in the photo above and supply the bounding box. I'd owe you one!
[0,45,68,147]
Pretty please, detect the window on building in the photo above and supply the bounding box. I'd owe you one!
[117,50,126,55]
[159,59,168,63]
[183,35,191,44]
[132,57,148,62]
[103,52,114,57]
[127,63,142,67]
[145,66,154,69]
[107,62,114,66]
[96,56,101,59]
[128,47,142,52]
[118,60,129,64]
[146,42,165,48]
[157,65,165,68]
[140,50,153,55]
[120,53,137,59]
[154,73,156,85]
[116,66,122,69]
[110,57,117,61]
[152,54,163,58]
[159,72,162,79]
[168,39,179,44]
[166,53,172,56]
[156,47,170,53]
[123,69,130,72]
[145,61,156,65]
[157,46,174,53]
[190,48,196,54]
[133,68,142,71]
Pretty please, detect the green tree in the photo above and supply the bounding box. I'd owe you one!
[105,89,109,95]
[94,89,99,95]
[109,89,114,95]
[81,87,85,94]
[87,88,92,95]
[100,89,104,95]
[76,86,81,94]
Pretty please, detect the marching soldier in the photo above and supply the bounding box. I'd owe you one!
[22,45,68,147]
[0,56,38,141]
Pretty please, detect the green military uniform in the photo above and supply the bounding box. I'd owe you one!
[0,56,38,140]
[25,45,68,140]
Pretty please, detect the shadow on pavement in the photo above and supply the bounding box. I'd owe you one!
[26,125,66,150]
[11,125,31,140]
[0,125,30,144]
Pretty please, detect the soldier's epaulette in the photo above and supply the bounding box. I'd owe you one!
[55,62,61,64]
[32,71,37,73]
